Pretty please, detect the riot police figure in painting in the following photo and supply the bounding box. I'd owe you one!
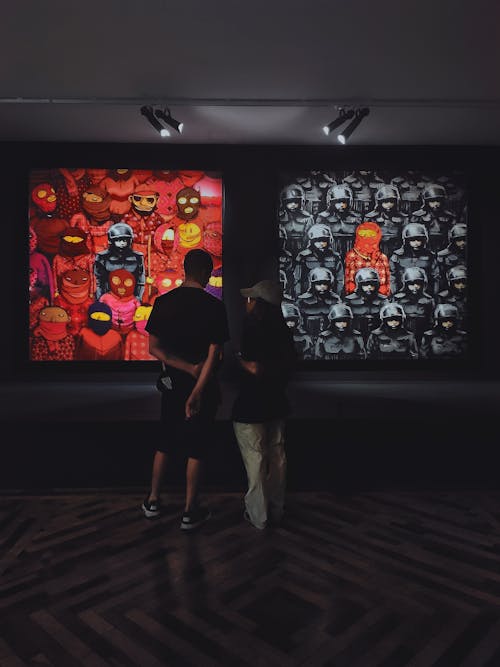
[342,170,385,215]
[410,183,457,253]
[315,302,366,360]
[94,221,145,301]
[297,266,341,339]
[437,264,468,329]
[365,183,408,257]
[281,301,315,360]
[312,184,362,257]
[389,222,439,297]
[420,303,467,359]
[278,183,314,257]
[296,171,336,216]
[344,267,388,343]
[294,223,344,298]
[366,302,419,360]
[391,266,435,345]
[437,223,467,292]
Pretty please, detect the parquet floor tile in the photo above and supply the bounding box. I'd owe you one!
[2,490,500,666]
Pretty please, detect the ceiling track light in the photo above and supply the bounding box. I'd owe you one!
[140,105,169,137]
[322,108,354,136]
[155,107,184,134]
[337,107,370,144]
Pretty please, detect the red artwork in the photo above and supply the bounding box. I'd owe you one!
[28,168,224,361]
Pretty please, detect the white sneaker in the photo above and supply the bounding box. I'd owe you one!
[142,498,161,519]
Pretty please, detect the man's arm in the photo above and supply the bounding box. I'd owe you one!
[185,342,223,419]
[148,333,201,378]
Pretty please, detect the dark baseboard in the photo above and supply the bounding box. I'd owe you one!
[2,418,498,493]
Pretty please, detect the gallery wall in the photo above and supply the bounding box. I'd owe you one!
[3,141,499,382]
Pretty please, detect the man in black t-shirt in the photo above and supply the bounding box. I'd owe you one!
[142,249,230,531]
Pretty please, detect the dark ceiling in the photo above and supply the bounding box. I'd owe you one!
[1,0,499,145]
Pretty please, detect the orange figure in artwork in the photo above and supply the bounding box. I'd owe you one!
[344,221,391,296]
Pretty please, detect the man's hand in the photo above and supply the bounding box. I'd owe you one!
[185,389,202,419]
[190,362,203,379]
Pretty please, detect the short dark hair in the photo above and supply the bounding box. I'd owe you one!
[183,249,213,281]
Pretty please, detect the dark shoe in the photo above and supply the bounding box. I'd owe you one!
[269,510,284,526]
[180,506,211,531]
[142,498,161,519]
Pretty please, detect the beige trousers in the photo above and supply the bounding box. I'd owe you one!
[233,419,287,529]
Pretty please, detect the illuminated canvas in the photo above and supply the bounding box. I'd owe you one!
[29,168,223,361]
[278,170,469,362]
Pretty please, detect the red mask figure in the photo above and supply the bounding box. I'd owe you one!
[100,269,140,334]
[82,186,111,224]
[353,221,383,259]
[30,182,68,256]
[203,221,223,261]
[100,169,140,217]
[59,268,92,304]
[52,228,95,299]
[30,305,75,361]
[55,269,93,335]
[344,221,391,296]
[176,187,201,220]
[35,306,70,339]
[58,229,90,258]
[109,269,136,299]
[31,182,57,214]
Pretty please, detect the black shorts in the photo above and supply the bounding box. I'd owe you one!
[159,375,220,460]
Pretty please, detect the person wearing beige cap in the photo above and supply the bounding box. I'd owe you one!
[232,278,296,529]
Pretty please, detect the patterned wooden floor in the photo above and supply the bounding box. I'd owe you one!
[2,489,500,666]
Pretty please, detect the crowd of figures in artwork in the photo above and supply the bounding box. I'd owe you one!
[278,170,468,361]
[28,168,223,361]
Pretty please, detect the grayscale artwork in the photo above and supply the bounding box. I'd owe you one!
[278,170,468,362]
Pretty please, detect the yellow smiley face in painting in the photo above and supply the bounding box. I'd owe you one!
[177,222,201,248]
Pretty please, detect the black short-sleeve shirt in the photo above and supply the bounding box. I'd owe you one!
[146,286,230,365]
[231,311,296,423]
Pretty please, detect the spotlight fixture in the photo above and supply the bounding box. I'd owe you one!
[322,108,354,136]
[337,107,370,145]
[155,107,184,134]
[141,105,169,137]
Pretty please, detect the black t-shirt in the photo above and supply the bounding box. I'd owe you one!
[146,286,230,381]
[231,309,296,423]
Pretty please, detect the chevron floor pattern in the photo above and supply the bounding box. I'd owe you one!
[2,490,500,666]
